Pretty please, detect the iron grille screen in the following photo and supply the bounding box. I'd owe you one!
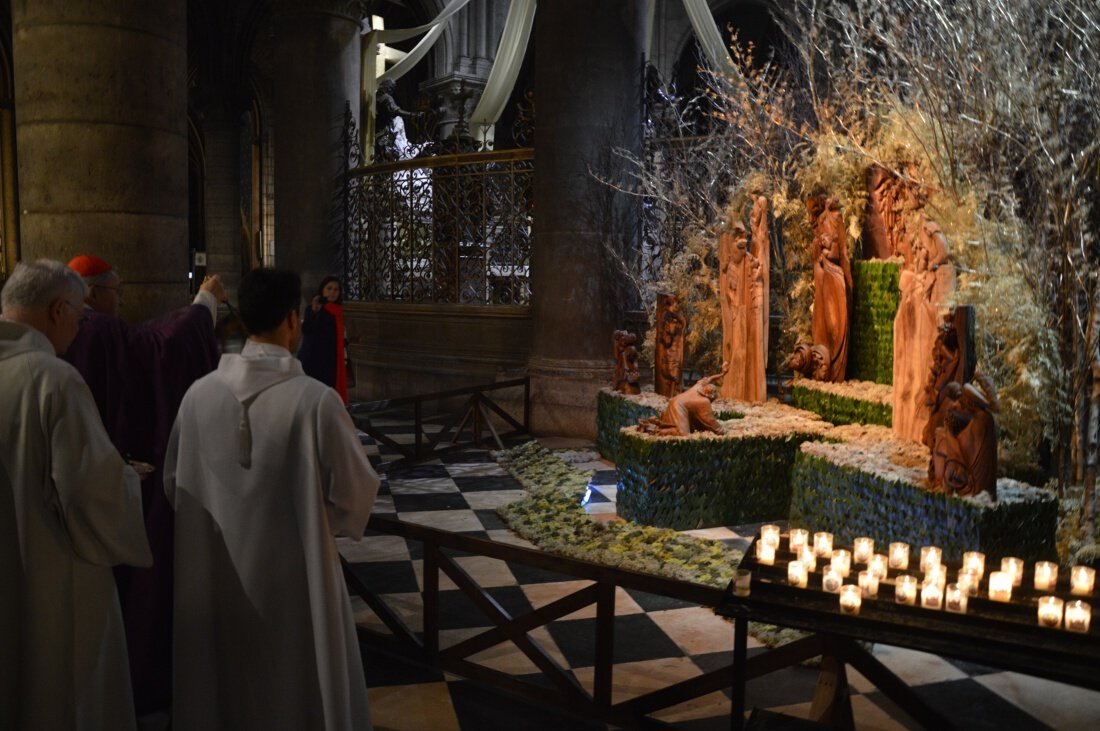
[344,148,534,305]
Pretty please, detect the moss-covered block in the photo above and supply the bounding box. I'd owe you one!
[789,383,892,427]
[616,429,822,530]
[789,449,1057,562]
[596,390,660,462]
[849,260,900,384]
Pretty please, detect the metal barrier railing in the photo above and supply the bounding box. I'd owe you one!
[345,514,733,730]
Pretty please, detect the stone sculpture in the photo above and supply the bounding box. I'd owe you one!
[612,329,641,395]
[921,306,976,451]
[807,195,852,382]
[930,373,999,499]
[654,293,687,397]
[638,366,727,437]
[892,214,956,442]
[718,222,766,402]
[750,191,771,358]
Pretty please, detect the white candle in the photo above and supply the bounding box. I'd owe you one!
[889,542,910,570]
[920,546,942,574]
[1001,557,1024,587]
[957,568,980,597]
[988,571,1013,602]
[799,546,817,573]
[895,575,918,605]
[755,540,776,566]
[814,531,834,558]
[1037,596,1063,628]
[1071,566,1095,596]
[963,551,986,580]
[788,560,808,588]
[839,585,862,615]
[858,570,879,598]
[869,554,889,581]
[1033,561,1058,592]
[923,564,947,590]
[789,528,809,555]
[945,583,967,614]
[830,549,852,578]
[921,582,944,609]
[734,568,753,597]
[1065,600,1091,633]
[822,569,843,593]
[760,524,781,549]
[853,537,874,565]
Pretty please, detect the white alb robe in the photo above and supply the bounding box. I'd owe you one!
[164,340,380,731]
[0,320,152,731]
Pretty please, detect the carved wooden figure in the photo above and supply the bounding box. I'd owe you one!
[654,293,687,397]
[892,216,956,442]
[921,306,976,451]
[864,165,895,259]
[718,222,766,402]
[751,191,771,358]
[807,195,853,382]
[930,374,998,499]
[612,329,641,395]
[638,366,727,436]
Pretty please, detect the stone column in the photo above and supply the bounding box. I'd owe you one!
[529,0,645,437]
[12,0,189,323]
[271,0,361,296]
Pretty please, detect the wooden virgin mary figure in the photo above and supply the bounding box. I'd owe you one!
[718,222,766,402]
[808,196,853,382]
[654,293,687,397]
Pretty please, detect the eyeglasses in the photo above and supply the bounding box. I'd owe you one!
[62,299,89,328]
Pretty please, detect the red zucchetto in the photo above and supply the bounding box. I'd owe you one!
[67,254,114,277]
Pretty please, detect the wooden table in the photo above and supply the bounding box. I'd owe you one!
[716,539,1100,730]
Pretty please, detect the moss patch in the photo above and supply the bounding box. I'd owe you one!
[849,260,900,384]
[789,377,893,427]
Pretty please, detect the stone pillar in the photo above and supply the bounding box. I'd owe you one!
[529,0,644,437]
[271,0,361,296]
[12,0,189,323]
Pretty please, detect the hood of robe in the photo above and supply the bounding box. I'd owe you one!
[0,320,52,362]
[215,340,306,467]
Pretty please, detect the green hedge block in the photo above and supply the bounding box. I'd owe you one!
[849,260,900,384]
[789,384,892,427]
[616,430,820,530]
[788,450,1057,562]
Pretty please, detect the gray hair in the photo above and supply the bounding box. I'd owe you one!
[1,259,88,313]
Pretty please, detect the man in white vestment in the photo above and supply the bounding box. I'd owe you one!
[0,259,153,731]
[164,267,380,731]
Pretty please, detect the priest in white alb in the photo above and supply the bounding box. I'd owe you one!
[164,267,380,731]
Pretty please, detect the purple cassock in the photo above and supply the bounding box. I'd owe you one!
[64,303,219,715]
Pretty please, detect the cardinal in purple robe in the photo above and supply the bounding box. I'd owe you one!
[63,253,224,716]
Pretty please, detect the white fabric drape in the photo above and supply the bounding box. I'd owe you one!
[369,0,472,43]
[469,0,536,139]
[380,22,447,81]
[645,0,658,62]
[681,0,734,71]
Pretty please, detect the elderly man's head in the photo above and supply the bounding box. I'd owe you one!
[68,254,122,315]
[1,259,88,355]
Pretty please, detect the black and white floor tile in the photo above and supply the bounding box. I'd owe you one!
[344,424,1100,731]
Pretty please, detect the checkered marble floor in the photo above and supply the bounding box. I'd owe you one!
[342,425,1100,731]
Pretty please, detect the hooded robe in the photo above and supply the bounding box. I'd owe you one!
[164,340,380,731]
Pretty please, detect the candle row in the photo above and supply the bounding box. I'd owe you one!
[756,526,1097,596]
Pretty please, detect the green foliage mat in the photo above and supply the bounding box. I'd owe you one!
[789,382,892,427]
[849,260,900,384]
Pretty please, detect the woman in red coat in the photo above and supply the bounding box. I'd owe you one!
[299,276,348,404]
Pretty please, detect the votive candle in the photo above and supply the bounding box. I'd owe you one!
[814,531,834,558]
[963,551,986,580]
[823,569,843,594]
[895,575,918,605]
[755,540,776,566]
[957,569,980,597]
[1065,600,1091,633]
[858,570,879,598]
[1001,557,1024,587]
[945,583,967,614]
[869,553,889,581]
[988,571,1013,602]
[831,549,852,578]
[923,564,947,590]
[1033,561,1058,592]
[788,560,808,588]
[1037,596,1063,628]
[760,524,781,549]
[920,546,943,574]
[921,582,944,609]
[889,542,910,570]
[789,528,809,555]
[839,585,862,615]
[798,546,817,573]
[1071,566,1096,596]
[853,537,874,565]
